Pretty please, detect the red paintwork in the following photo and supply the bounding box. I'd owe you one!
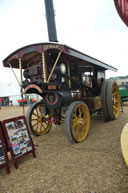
[114,0,128,26]
[17,99,27,103]
[24,84,43,94]
[31,99,36,102]
[17,99,36,103]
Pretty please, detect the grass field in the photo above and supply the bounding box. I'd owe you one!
[0,104,128,193]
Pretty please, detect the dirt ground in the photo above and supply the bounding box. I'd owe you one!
[0,104,128,193]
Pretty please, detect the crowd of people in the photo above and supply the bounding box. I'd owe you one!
[0,97,13,109]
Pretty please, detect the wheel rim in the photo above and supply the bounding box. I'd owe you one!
[71,104,90,142]
[30,103,51,135]
[112,82,120,118]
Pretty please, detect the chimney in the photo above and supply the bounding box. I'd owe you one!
[44,0,58,42]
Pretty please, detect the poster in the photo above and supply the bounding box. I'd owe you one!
[0,125,10,174]
[5,118,33,158]
[0,139,6,165]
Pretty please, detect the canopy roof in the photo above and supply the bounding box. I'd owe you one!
[3,42,117,72]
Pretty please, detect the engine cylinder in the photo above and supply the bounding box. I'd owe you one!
[43,90,83,110]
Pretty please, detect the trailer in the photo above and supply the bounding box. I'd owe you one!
[119,88,128,102]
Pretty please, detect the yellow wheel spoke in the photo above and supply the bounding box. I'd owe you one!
[114,100,118,104]
[32,122,38,127]
[113,105,118,111]
[73,113,78,120]
[72,124,79,137]
[78,107,82,117]
[113,92,117,96]
[32,112,38,117]
[111,82,120,118]
[81,120,86,127]
[35,108,39,116]
[31,118,38,121]
[72,121,78,129]
[40,122,43,130]
[34,122,38,131]
[41,123,45,130]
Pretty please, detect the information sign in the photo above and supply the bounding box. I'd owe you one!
[2,116,36,169]
[0,125,10,174]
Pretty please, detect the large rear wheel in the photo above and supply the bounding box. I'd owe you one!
[101,80,110,122]
[107,80,120,120]
[26,101,51,136]
[64,101,90,143]
[101,80,120,121]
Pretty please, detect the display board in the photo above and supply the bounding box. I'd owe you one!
[0,125,10,174]
[2,116,36,169]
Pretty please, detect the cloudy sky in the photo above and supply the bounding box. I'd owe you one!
[0,0,128,84]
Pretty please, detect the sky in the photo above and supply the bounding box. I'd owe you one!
[0,0,128,85]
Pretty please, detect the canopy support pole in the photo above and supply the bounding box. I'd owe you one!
[19,58,23,86]
[42,52,47,83]
[47,51,62,83]
[9,63,20,86]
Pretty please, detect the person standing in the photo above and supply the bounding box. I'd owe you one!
[0,97,2,109]
[27,95,31,106]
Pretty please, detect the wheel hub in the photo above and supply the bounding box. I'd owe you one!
[37,116,42,123]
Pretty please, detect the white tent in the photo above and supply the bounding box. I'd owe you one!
[0,81,41,105]
[0,82,20,97]
[0,82,21,105]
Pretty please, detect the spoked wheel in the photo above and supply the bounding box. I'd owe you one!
[26,101,52,136]
[107,80,120,120]
[64,101,90,143]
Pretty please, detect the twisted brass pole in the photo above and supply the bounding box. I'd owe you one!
[42,52,47,82]
[19,58,22,86]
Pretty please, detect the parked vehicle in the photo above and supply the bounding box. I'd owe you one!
[119,82,128,103]
[3,42,120,143]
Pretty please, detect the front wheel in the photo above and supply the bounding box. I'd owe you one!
[64,101,90,143]
[26,101,52,136]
